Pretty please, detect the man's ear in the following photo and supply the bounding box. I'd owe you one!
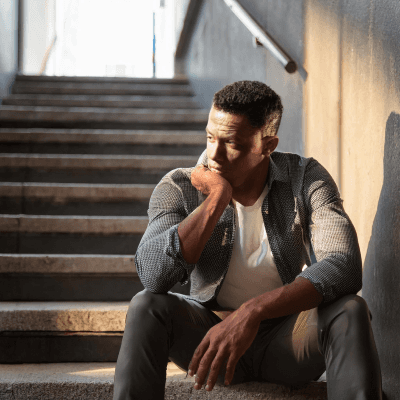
[262,135,279,156]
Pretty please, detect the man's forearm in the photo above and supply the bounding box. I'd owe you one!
[178,188,231,265]
[242,276,324,323]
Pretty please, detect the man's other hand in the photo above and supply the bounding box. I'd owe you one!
[187,305,260,392]
[191,165,232,198]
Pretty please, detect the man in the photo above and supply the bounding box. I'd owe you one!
[113,81,382,400]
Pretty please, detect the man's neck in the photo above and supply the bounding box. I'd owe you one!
[231,158,270,207]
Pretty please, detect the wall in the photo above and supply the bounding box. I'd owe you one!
[179,0,305,155]
[0,0,18,103]
[303,0,400,398]
[177,0,400,397]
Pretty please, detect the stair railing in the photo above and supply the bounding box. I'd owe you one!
[223,0,297,73]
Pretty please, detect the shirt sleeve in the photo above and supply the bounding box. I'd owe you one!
[134,171,196,294]
[297,158,363,303]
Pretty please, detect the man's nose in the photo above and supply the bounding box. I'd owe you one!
[208,141,225,163]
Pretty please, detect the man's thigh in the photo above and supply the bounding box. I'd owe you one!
[254,307,326,386]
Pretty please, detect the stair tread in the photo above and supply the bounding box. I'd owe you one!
[0,214,148,234]
[0,254,136,274]
[0,182,155,200]
[15,75,189,84]
[0,301,129,332]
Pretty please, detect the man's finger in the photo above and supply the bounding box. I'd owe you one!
[223,354,239,386]
[204,355,229,391]
[188,339,209,377]
[192,347,218,390]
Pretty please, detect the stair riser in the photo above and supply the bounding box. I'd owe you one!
[0,143,205,156]
[15,75,189,84]
[0,274,190,301]
[0,335,122,363]
[0,233,142,255]
[0,198,150,216]
[0,121,207,130]
[0,168,171,184]
[12,87,193,96]
[3,98,199,109]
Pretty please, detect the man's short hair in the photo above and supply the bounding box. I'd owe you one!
[212,81,283,137]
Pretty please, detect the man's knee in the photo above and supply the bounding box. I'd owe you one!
[319,294,372,331]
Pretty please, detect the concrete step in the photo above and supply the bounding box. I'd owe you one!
[3,94,200,109]
[15,74,189,84]
[0,154,196,184]
[0,128,205,145]
[0,128,206,155]
[0,254,190,301]
[0,128,205,155]
[0,214,148,234]
[0,106,209,129]
[0,215,147,254]
[0,301,128,331]
[12,82,193,96]
[0,301,127,362]
[0,153,197,169]
[0,183,153,216]
[0,363,327,399]
[0,254,137,274]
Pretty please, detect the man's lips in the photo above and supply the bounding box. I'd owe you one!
[209,166,226,173]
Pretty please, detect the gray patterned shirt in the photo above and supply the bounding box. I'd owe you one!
[135,150,362,311]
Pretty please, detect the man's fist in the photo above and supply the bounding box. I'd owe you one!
[191,165,232,198]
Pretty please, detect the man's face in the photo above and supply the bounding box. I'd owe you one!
[206,106,268,188]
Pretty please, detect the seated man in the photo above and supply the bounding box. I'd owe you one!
[113,81,383,400]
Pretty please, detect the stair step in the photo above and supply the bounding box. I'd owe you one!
[0,301,128,331]
[0,214,148,234]
[0,153,197,169]
[15,74,189,84]
[12,82,193,96]
[0,301,127,362]
[3,94,200,109]
[0,182,154,201]
[0,363,327,399]
[0,129,206,155]
[0,254,136,273]
[0,106,209,129]
[0,254,190,301]
[0,128,205,144]
[0,183,154,215]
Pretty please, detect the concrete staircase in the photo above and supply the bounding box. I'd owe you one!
[0,75,327,399]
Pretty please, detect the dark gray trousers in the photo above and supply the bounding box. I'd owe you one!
[113,289,382,400]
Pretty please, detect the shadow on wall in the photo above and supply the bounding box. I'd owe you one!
[363,111,400,400]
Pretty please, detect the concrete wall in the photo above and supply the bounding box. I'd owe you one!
[177,0,400,397]
[0,0,18,103]
[303,1,400,398]
[179,0,305,155]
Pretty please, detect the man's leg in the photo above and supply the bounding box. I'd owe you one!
[113,289,253,400]
[255,294,382,400]
[318,294,382,399]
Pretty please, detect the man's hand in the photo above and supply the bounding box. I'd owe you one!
[191,165,232,198]
[187,305,260,392]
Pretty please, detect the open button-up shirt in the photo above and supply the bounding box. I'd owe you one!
[135,150,362,311]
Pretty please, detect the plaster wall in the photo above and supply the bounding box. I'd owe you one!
[0,0,18,102]
[180,0,305,155]
[304,1,400,398]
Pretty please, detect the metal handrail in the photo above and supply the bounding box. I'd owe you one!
[223,0,297,73]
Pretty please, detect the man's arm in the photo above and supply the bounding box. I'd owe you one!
[178,165,232,264]
[240,276,323,323]
[135,165,231,293]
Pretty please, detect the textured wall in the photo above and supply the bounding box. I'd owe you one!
[304,1,400,398]
[177,0,400,397]
[182,0,305,155]
[0,0,18,102]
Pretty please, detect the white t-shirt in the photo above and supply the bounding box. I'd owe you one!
[216,184,283,310]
